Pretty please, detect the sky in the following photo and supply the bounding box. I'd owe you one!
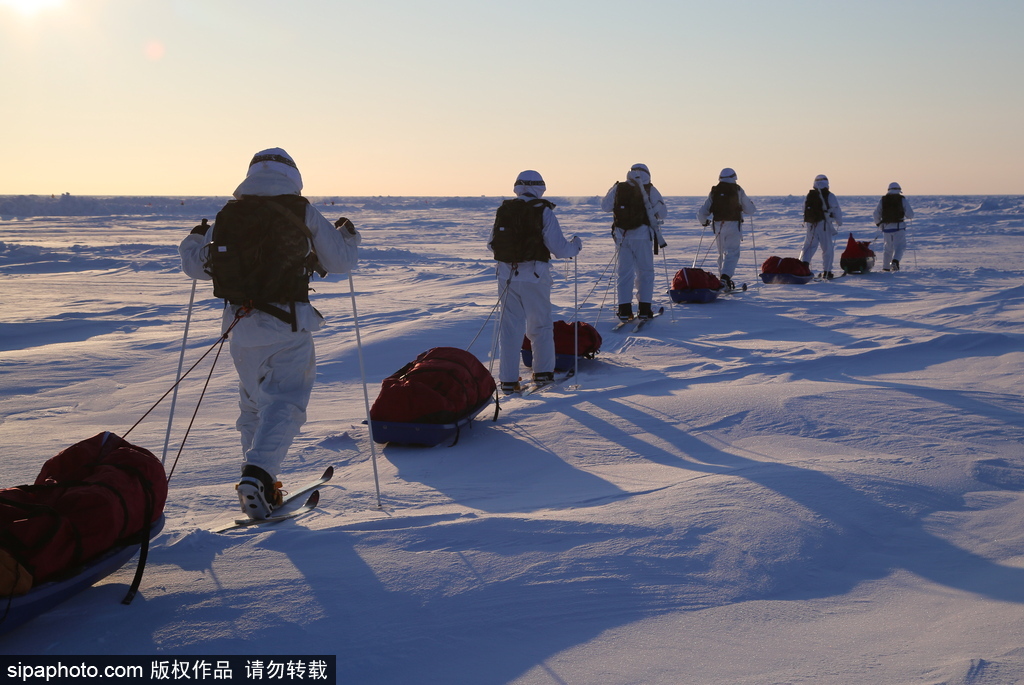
[1,0,1022,197]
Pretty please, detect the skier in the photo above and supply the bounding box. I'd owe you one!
[696,168,756,290]
[799,174,843,279]
[178,148,361,519]
[872,181,915,271]
[490,170,582,394]
[601,163,667,321]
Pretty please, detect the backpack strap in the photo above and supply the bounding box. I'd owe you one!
[247,301,298,331]
[817,189,831,223]
[111,462,159,606]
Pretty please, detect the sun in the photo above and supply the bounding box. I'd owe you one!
[0,0,65,16]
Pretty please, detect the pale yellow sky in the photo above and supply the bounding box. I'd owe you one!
[2,0,1021,197]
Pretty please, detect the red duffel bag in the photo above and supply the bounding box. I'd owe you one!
[761,256,813,276]
[370,347,496,424]
[0,432,167,595]
[522,320,602,359]
[672,268,722,290]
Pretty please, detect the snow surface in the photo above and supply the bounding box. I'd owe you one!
[1,193,1023,684]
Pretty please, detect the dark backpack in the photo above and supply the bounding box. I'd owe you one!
[803,189,828,223]
[709,183,743,222]
[205,195,321,326]
[880,194,905,223]
[612,182,649,230]
[490,198,553,264]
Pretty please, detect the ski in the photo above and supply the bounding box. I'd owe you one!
[719,282,748,294]
[213,491,321,532]
[632,306,665,332]
[519,369,576,396]
[612,318,635,332]
[212,465,333,533]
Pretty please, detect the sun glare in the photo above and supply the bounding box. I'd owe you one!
[0,0,64,16]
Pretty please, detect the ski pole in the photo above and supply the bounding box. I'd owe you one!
[488,272,513,420]
[486,272,513,373]
[578,244,618,326]
[162,277,197,466]
[660,248,676,323]
[573,254,580,386]
[908,219,918,269]
[748,216,760,289]
[348,272,383,509]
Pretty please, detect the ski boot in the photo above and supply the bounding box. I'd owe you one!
[237,464,283,520]
[891,259,900,272]
[819,271,834,280]
[638,302,654,320]
[532,371,555,390]
[720,274,734,291]
[500,380,522,395]
[617,303,633,323]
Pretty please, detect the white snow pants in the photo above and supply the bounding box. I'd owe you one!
[799,221,836,273]
[615,229,655,304]
[881,226,907,269]
[714,221,742,277]
[498,278,554,382]
[230,332,316,478]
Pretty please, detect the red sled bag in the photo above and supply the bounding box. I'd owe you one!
[0,432,167,597]
[760,255,814,284]
[522,321,602,359]
[669,268,723,302]
[522,320,602,371]
[671,268,722,291]
[555,320,601,358]
[370,347,496,424]
[839,233,876,274]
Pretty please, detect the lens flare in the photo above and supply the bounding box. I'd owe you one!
[0,0,65,16]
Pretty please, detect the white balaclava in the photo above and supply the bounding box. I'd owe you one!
[887,182,902,194]
[627,163,651,186]
[246,147,303,192]
[813,174,829,190]
[719,168,737,183]
[514,170,546,198]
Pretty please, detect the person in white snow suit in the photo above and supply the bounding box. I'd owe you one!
[872,181,914,271]
[490,170,582,394]
[696,167,756,290]
[799,174,843,279]
[601,163,667,321]
[178,147,360,519]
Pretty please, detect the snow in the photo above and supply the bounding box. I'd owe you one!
[1,193,1023,684]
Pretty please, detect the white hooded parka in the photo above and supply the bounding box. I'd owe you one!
[696,169,757,279]
[178,150,360,478]
[601,164,667,304]
[489,171,581,384]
